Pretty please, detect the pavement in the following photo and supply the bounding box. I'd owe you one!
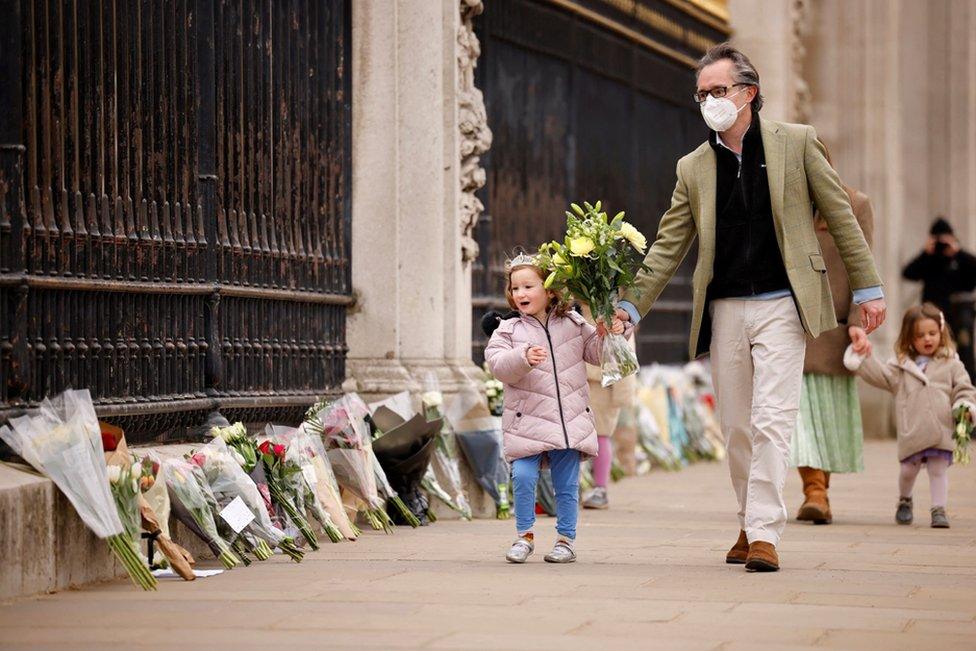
[1,439,975,650]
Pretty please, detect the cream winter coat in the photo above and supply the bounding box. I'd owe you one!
[844,347,976,460]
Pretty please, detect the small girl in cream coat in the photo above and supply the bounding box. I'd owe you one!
[845,303,976,528]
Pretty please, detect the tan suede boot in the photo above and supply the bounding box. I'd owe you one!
[745,541,779,572]
[725,530,749,564]
[797,466,832,524]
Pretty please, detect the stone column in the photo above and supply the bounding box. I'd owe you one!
[346,0,490,401]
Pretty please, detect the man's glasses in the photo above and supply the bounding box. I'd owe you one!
[693,83,749,104]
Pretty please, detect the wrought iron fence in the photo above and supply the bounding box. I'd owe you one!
[0,0,351,441]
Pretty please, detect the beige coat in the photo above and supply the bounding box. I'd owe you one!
[804,189,874,376]
[622,119,882,359]
[844,347,976,460]
[580,304,637,437]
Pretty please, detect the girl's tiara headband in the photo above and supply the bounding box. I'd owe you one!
[504,253,537,272]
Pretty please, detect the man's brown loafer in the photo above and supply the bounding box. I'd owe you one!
[744,541,779,572]
[725,530,749,564]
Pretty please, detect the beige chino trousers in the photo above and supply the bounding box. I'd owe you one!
[710,296,806,546]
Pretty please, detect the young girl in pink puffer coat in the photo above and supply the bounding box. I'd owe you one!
[484,254,627,564]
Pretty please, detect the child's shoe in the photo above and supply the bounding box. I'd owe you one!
[505,535,534,563]
[895,496,913,524]
[931,506,950,528]
[544,539,576,563]
[582,487,609,509]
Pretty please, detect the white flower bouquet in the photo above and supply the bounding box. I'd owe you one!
[0,390,157,590]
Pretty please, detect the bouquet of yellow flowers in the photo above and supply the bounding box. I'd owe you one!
[537,200,649,386]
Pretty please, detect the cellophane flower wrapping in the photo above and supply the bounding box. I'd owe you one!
[138,454,171,539]
[420,387,477,520]
[536,201,648,387]
[296,421,359,539]
[307,394,392,531]
[451,387,511,519]
[192,437,303,561]
[253,430,320,550]
[267,424,344,543]
[0,389,156,590]
[163,457,241,569]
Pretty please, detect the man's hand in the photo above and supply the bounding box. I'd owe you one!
[526,346,548,367]
[615,307,631,322]
[860,298,886,334]
[596,314,628,337]
[940,234,961,257]
[848,326,872,356]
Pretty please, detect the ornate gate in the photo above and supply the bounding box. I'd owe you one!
[0,0,351,441]
[472,0,729,364]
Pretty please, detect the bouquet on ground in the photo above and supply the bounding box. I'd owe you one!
[163,457,242,569]
[132,455,196,579]
[537,200,649,387]
[265,424,344,543]
[452,387,511,519]
[370,400,440,527]
[254,433,320,549]
[306,395,395,532]
[483,363,504,417]
[296,420,360,540]
[952,404,973,465]
[420,387,474,520]
[0,390,157,590]
[210,422,283,538]
[191,437,304,562]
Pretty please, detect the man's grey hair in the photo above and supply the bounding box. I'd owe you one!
[696,42,764,112]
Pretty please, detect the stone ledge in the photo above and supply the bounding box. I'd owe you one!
[1,435,500,600]
[0,463,124,601]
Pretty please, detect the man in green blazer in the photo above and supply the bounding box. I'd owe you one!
[616,43,885,572]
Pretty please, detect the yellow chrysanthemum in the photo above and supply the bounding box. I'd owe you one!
[569,237,595,257]
[617,222,647,253]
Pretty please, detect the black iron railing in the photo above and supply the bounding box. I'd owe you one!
[0,0,351,441]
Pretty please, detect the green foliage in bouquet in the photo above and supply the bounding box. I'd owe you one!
[536,200,650,323]
[952,405,972,465]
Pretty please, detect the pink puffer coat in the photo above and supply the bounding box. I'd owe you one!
[485,310,626,462]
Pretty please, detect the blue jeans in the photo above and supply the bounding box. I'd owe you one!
[511,449,580,540]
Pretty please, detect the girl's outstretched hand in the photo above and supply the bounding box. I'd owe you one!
[849,325,872,356]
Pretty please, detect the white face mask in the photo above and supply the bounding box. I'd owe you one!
[700,89,747,133]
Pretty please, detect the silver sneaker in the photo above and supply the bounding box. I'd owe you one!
[544,540,577,563]
[505,537,534,563]
[582,487,609,510]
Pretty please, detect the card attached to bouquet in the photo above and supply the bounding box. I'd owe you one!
[219,496,256,533]
[302,463,318,485]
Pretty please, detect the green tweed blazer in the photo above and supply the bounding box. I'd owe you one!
[623,118,882,359]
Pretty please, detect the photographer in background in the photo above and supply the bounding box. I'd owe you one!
[902,217,976,380]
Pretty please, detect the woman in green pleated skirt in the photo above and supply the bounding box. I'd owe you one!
[791,185,874,524]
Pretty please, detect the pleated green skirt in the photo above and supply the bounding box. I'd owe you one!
[790,373,864,473]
